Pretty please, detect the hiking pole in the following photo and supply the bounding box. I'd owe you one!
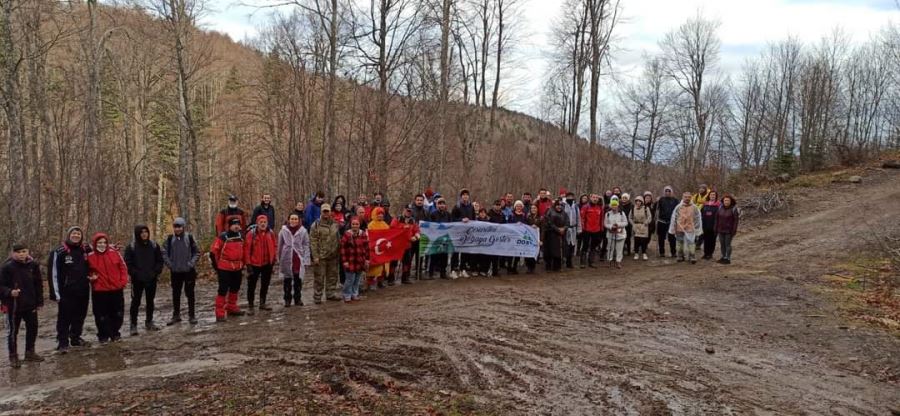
[10,282,18,360]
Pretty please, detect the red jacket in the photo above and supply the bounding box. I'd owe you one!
[537,198,553,217]
[390,217,420,240]
[244,228,277,267]
[210,232,245,272]
[340,230,369,273]
[580,203,604,233]
[215,208,248,235]
[86,233,129,292]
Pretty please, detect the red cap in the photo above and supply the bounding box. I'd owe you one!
[558,187,567,196]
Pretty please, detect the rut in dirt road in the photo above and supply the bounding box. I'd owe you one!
[1,169,899,415]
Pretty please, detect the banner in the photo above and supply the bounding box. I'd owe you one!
[418,221,539,258]
[368,227,412,265]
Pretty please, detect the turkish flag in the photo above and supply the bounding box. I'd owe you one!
[368,227,411,265]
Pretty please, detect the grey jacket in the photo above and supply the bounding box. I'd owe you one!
[162,232,200,274]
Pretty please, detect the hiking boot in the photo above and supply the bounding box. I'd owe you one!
[615,262,622,269]
[258,304,272,311]
[56,345,69,355]
[166,315,182,326]
[24,351,44,362]
[677,257,685,262]
[71,338,91,348]
[401,278,412,285]
[227,310,246,317]
[111,335,122,343]
[717,258,727,264]
[690,258,697,265]
[215,316,226,323]
[99,338,110,345]
[188,315,199,325]
[247,307,255,316]
[145,322,161,331]
[130,324,139,336]
[723,259,731,265]
[314,299,322,305]
[9,356,20,369]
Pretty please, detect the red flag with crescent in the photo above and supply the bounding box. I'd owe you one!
[368,227,411,265]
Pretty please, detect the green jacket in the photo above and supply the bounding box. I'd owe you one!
[310,218,341,260]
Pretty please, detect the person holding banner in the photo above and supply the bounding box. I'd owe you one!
[486,200,507,276]
[507,200,530,275]
[367,208,391,289]
[544,201,568,272]
[427,198,452,279]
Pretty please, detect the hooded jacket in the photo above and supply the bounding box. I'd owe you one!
[310,216,341,260]
[210,230,245,272]
[304,194,323,231]
[0,256,43,312]
[245,219,278,267]
[124,225,165,283]
[656,196,679,225]
[451,198,476,222]
[87,233,129,292]
[163,231,199,274]
[48,227,91,301]
[630,204,652,238]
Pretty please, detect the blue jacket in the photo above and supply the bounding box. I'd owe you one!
[304,195,322,231]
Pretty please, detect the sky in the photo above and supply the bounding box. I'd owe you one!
[202,0,900,119]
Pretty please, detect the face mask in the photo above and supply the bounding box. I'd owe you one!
[228,202,238,209]
[566,198,574,204]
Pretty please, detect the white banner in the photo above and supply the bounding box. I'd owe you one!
[418,221,540,258]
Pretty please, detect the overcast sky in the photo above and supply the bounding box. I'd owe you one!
[202,0,900,118]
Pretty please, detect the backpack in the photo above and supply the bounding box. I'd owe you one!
[165,233,197,258]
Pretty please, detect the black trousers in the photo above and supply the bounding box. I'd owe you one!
[657,223,676,256]
[283,272,302,305]
[217,270,242,296]
[92,290,124,341]
[580,231,603,258]
[702,231,717,258]
[428,253,448,276]
[171,271,196,318]
[451,253,471,271]
[401,247,416,278]
[56,288,89,347]
[565,243,576,266]
[624,225,633,254]
[247,264,273,306]
[634,237,650,254]
[130,280,157,326]
[7,309,38,355]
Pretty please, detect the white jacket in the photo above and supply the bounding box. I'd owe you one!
[604,211,629,240]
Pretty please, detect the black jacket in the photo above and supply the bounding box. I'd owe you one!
[656,197,679,225]
[488,209,506,224]
[410,205,429,222]
[429,209,453,223]
[251,203,276,230]
[124,225,164,283]
[451,202,475,221]
[48,241,90,300]
[0,258,43,312]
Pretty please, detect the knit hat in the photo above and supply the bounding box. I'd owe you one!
[514,200,524,208]
[622,193,630,201]
[173,217,186,227]
[459,188,470,197]
[610,199,620,207]
[634,198,643,205]
[66,226,83,239]
[228,218,241,226]
[558,188,567,197]
[321,203,332,212]
[424,187,435,198]
[256,215,268,224]
[663,186,673,193]
[11,242,27,252]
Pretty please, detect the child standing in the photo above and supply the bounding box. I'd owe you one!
[1,243,44,368]
[340,217,369,302]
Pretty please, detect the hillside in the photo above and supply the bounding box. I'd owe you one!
[0,2,672,248]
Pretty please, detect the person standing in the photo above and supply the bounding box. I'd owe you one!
[48,226,92,353]
[450,189,476,279]
[630,198,652,261]
[304,191,326,231]
[507,201,530,274]
[715,194,740,265]
[655,186,679,257]
[643,192,656,237]
[2,243,44,367]
[215,195,248,235]
[277,213,310,307]
[562,191,580,269]
[486,200,507,276]
[669,192,703,264]
[340,217,369,302]
[527,204,544,274]
[252,193,276,230]
[536,188,553,217]
[691,184,712,253]
[124,225,165,335]
[366,207,392,289]
[86,234,128,344]
[605,197,628,268]
[310,204,341,304]
[427,197,453,279]
[543,200,568,272]
[579,194,604,268]
[244,215,277,314]
[391,207,420,284]
[162,217,200,325]
[210,218,247,321]
[701,191,721,260]
[620,193,634,256]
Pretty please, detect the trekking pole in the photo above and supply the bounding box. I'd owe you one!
[10,282,18,359]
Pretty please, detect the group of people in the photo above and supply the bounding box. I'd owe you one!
[0,184,740,368]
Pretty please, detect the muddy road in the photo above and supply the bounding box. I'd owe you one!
[1,170,899,415]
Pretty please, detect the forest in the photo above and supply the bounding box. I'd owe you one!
[1,0,899,250]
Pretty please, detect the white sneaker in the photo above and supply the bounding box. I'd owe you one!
[642,254,649,260]
[487,269,493,277]
[450,270,459,279]
[461,270,470,278]
[634,254,639,260]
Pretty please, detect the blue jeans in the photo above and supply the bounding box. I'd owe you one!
[342,271,363,300]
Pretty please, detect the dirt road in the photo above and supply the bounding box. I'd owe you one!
[1,170,899,415]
